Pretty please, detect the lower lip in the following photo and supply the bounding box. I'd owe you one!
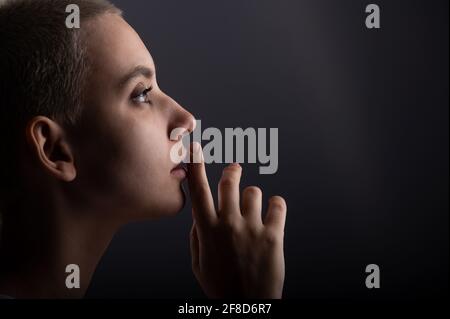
[171,167,187,179]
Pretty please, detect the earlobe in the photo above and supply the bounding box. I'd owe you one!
[26,116,77,182]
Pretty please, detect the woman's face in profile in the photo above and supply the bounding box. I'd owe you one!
[70,13,195,221]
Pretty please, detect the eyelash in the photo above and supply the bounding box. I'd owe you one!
[132,86,153,105]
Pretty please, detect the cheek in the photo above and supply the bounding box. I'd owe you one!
[75,108,184,217]
[105,123,184,215]
[112,124,168,188]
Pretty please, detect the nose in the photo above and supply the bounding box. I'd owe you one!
[167,98,196,142]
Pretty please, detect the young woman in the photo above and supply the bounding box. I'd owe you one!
[0,0,287,298]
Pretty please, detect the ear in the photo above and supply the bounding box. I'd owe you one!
[25,116,76,182]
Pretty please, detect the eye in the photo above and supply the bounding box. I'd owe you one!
[131,86,153,104]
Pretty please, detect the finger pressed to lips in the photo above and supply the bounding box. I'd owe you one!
[187,142,216,227]
[187,142,286,234]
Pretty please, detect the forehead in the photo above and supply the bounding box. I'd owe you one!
[83,14,155,84]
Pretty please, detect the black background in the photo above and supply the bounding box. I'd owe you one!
[85,0,449,299]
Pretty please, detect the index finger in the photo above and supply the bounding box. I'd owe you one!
[187,142,217,227]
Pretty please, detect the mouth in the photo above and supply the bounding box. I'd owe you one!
[170,162,187,179]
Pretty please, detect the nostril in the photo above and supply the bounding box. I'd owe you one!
[169,126,188,142]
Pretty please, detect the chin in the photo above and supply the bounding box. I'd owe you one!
[163,185,187,216]
[134,183,186,220]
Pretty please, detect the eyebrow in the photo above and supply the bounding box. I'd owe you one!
[118,65,154,89]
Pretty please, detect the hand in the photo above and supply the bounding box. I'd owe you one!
[187,142,287,298]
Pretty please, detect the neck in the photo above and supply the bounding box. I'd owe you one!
[0,191,120,298]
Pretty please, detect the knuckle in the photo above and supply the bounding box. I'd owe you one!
[222,165,242,179]
[264,229,282,246]
[224,163,242,172]
[243,186,262,198]
[247,225,262,240]
[219,176,235,189]
[220,215,241,232]
[269,196,286,211]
